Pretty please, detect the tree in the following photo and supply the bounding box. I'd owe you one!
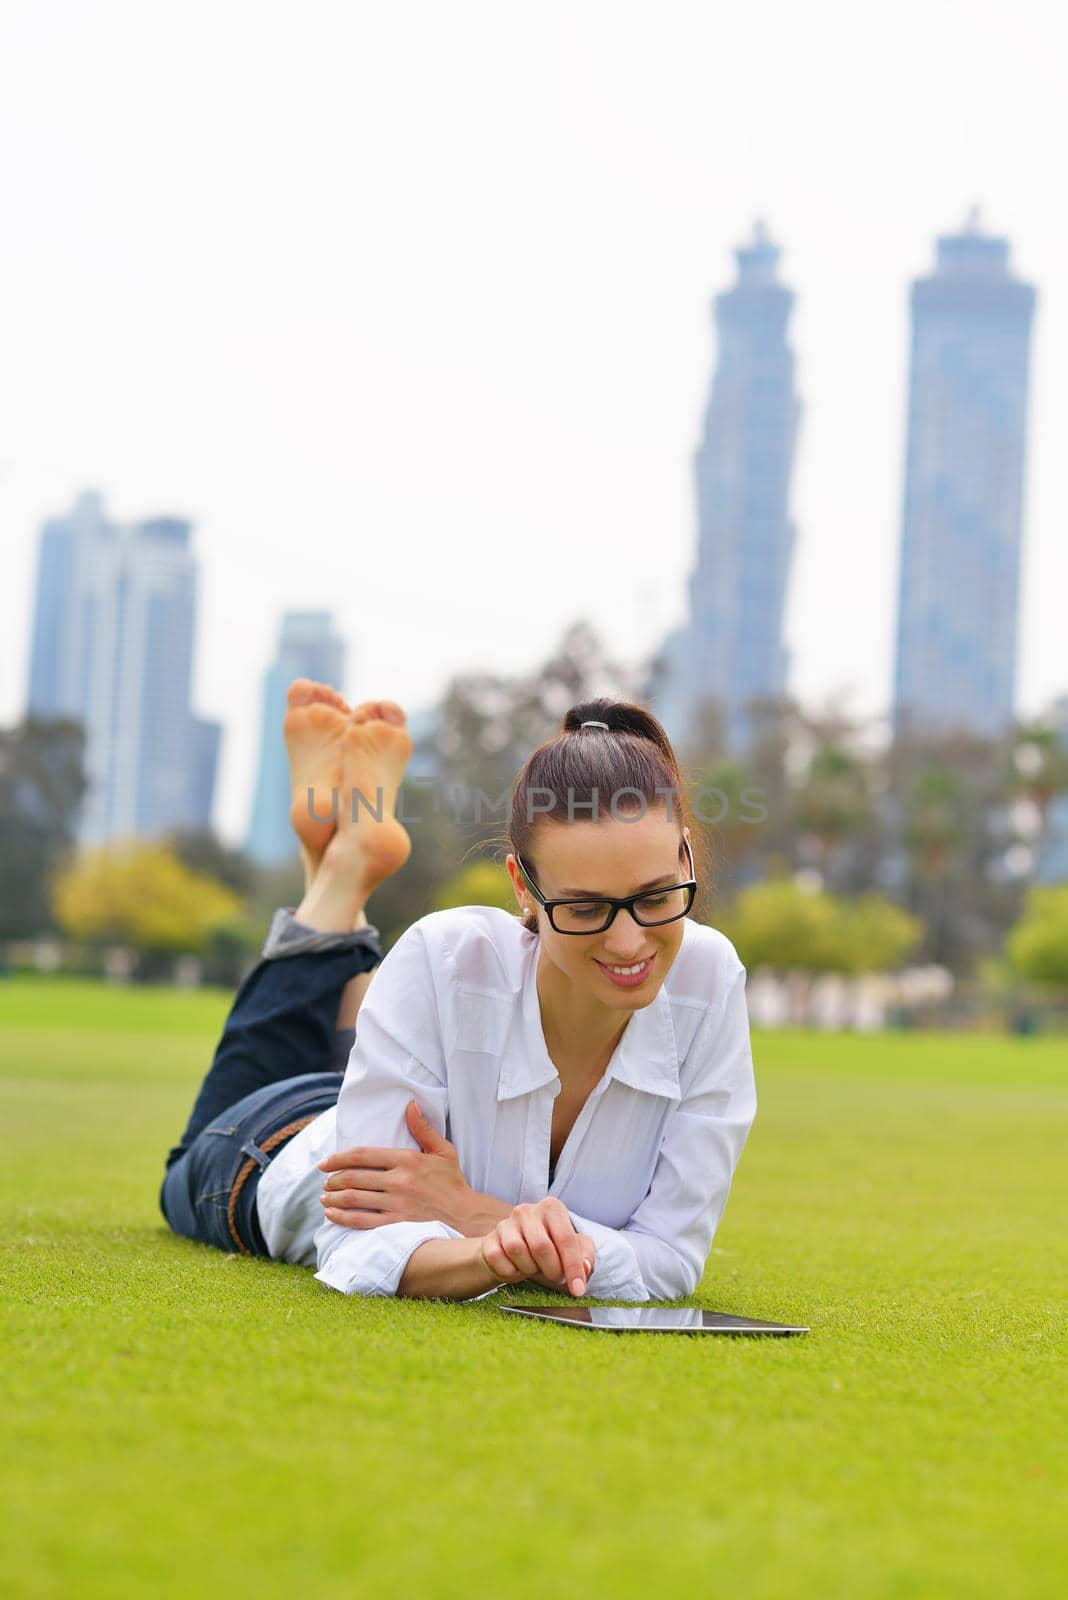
[714,878,919,976]
[53,843,242,956]
[1010,721,1068,830]
[434,619,639,810]
[885,724,1023,972]
[430,858,519,916]
[167,829,257,896]
[0,718,87,940]
[835,894,922,975]
[1006,886,1068,991]
[713,879,844,975]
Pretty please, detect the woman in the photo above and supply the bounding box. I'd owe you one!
[161,681,757,1303]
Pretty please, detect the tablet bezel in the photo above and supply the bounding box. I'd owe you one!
[498,1304,810,1335]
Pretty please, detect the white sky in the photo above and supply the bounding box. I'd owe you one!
[1,0,1065,842]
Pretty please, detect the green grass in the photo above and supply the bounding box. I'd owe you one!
[2,978,1065,1599]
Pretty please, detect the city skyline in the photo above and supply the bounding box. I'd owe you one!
[2,2,1067,842]
[16,212,1061,841]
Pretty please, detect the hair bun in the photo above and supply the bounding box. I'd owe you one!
[563,699,616,734]
[561,696,679,773]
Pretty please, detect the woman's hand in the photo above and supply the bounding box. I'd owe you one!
[479,1199,596,1296]
[319,1100,475,1233]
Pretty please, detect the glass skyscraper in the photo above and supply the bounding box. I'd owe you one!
[25,492,220,843]
[245,611,346,866]
[653,221,801,753]
[892,212,1036,739]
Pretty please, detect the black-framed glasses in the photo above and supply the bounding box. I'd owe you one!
[515,837,697,935]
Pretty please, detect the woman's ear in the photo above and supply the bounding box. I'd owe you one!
[504,853,529,913]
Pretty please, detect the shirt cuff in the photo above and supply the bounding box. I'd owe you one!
[314,1219,465,1298]
[565,1210,650,1302]
[262,908,382,960]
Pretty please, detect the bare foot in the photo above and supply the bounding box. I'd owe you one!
[332,702,413,894]
[284,679,353,864]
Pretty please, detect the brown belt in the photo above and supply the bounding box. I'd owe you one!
[226,1115,321,1254]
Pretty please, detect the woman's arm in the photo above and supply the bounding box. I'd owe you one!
[396,1236,507,1300]
[396,1202,597,1299]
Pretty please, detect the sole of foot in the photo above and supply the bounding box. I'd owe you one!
[284,679,355,861]
[332,706,413,893]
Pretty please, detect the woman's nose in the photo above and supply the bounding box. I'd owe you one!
[601,907,648,955]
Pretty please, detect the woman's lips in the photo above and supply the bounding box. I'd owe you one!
[594,956,655,989]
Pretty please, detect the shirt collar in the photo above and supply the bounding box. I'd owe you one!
[496,937,681,1103]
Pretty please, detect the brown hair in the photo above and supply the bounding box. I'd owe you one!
[507,698,699,933]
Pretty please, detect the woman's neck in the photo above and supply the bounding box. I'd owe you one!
[535,950,631,1081]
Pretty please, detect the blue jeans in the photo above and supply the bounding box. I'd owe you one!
[160,940,381,1255]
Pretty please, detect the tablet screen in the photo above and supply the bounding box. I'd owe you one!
[498,1305,809,1335]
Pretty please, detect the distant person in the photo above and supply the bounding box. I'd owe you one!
[160,682,757,1302]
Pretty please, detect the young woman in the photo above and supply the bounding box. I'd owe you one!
[161,681,757,1303]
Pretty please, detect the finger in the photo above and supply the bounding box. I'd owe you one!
[481,1235,526,1283]
[541,1209,589,1294]
[319,1187,389,1212]
[406,1100,457,1152]
[556,1227,596,1295]
[314,1152,412,1177]
[322,1206,389,1230]
[495,1221,542,1279]
[515,1221,567,1283]
[322,1169,388,1194]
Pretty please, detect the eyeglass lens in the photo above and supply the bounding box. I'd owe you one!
[551,885,692,933]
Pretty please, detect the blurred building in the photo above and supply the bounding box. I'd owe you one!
[245,611,346,865]
[892,211,1036,739]
[651,220,801,753]
[25,492,221,843]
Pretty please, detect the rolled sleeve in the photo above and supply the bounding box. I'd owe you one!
[561,1212,650,1302]
[313,922,457,1298]
[573,965,757,1302]
[315,1219,465,1297]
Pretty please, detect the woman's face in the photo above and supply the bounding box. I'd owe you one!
[507,811,692,1011]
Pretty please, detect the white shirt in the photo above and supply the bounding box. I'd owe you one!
[256,905,757,1302]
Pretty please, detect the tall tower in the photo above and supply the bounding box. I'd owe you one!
[892,211,1036,739]
[26,490,114,720]
[25,494,220,843]
[653,221,801,753]
[245,611,346,865]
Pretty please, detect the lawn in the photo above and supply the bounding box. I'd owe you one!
[2,977,1065,1599]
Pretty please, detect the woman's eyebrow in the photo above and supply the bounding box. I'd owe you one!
[556,871,678,898]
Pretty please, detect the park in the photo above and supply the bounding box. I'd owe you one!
[3,975,1064,1598]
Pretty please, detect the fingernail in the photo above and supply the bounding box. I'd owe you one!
[570,1277,585,1295]
[582,1258,592,1274]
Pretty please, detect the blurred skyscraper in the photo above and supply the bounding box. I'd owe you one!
[245,611,346,865]
[651,221,801,752]
[892,211,1036,739]
[25,492,220,843]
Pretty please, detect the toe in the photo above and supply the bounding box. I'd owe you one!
[286,678,317,709]
[351,699,406,728]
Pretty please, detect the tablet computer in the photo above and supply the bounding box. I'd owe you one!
[499,1305,809,1335]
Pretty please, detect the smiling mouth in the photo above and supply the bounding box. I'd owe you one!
[595,957,655,979]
